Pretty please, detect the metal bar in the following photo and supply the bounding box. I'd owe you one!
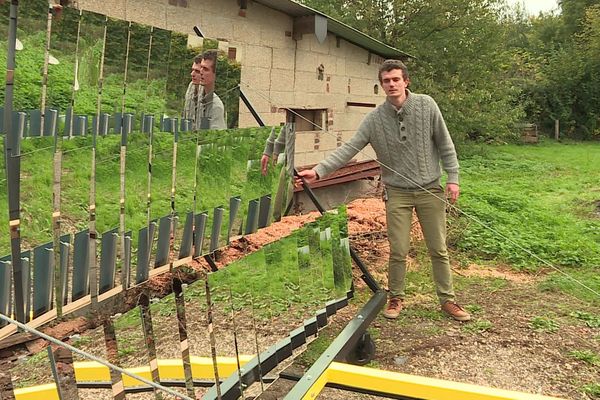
[283,290,386,400]
[204,278,222,399]
[138,293,163,400]
[19,251,31,322]
[210,207,224,253]
[0,258,10,328]
[136,222,156,284]
[194,212,208,257]
[227,196,241,245]
[258,194,271,229]
[5,0,24,323]
[99,230,118,294]
[244,199,259,235]
[59,234,71,306]
[173,278,195,397]
[155,216,171,267]
[48,345,80,400]
[122,231,132,290]
[103,319,126,400]
[239,89,265,127]
[178,212,194,259]
[71,229,89,302]
[32,243,54,319]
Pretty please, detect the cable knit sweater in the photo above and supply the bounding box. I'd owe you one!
[314,91,459,189]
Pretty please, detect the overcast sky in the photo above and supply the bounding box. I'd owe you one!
[506,0,560,15]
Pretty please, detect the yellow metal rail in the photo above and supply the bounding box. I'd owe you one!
[301,362,565,400]
[13,355,253,400]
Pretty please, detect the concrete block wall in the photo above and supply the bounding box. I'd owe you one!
[78,0,386,168]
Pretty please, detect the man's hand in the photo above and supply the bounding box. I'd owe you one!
[446,183,459,204]
[260,155,270,176]
[294,169,319,188]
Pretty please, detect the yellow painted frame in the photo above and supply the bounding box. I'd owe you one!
[13,355,253,400]
[301,362,565,400]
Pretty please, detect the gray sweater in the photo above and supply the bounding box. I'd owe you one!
[183,82,226,130]
[314,91,459,189]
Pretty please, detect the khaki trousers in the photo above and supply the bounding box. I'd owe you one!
[385,185,455,304]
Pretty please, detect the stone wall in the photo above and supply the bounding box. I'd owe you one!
[77,0,382,166]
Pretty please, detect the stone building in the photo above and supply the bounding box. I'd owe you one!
[77,0,409,169]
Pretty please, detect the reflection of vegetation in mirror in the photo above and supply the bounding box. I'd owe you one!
[165,32,192,118]
[147,28,171,127]
[206,269,235,359]
[217,137,232,249]
[12,0,46,112]
[196,132,224,253]
[264,241,289,317]
[123,22,151,116]
[19,137,55,248]
[329,210,352,296]
[0,2,8,101]
[317,222,336,296]
[0,137,7,255]
[70,10,107,118]
[227,132,251,237]
[175,131,198,215]
[149,133,173,221]
[61,136,92,237]
[215,48,241,129]
[181,278,211,364]
[124,132,149,243]
[112,305,149,371]
[95,135,121,234]
[102,18,129,118]
[45,6,78,116]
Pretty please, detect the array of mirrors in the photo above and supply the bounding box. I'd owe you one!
[7,208,353,399]
[0,1,293,320]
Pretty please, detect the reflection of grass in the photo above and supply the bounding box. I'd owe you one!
[1,127,274,257]
[206,209,349,320]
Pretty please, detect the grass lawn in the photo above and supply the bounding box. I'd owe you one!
[453,139,600,303]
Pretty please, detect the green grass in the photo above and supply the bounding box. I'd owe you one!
[462,320,493,334]
[530,316,560,333]
[568,349,600,366]
[583,383,600,397]
[570,311,600,328]
[454,140,600,303]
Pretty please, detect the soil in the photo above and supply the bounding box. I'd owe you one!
[3,197,600,399]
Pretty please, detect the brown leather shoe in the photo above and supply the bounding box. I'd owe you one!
[383,297,403,319]
[441,301,471,321]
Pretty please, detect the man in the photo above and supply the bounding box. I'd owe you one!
[296,59,470,321]
[183,50,226,130]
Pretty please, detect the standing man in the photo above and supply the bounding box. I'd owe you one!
[184,50,226,130]
[296,60,470,321]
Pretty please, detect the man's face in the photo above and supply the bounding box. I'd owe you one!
[199,59,216,88]
[191,61,202,85]
[380,69,409,99]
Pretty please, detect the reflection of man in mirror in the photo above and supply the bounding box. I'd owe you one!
[184,50,226,130]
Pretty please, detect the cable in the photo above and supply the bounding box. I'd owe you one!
[0,312,194,400]
[240,81,600,300]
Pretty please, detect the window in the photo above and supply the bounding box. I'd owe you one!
[287,109,327,131]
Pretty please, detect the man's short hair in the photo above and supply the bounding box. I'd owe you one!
[378,59,409,82]
[194,50,218,72]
